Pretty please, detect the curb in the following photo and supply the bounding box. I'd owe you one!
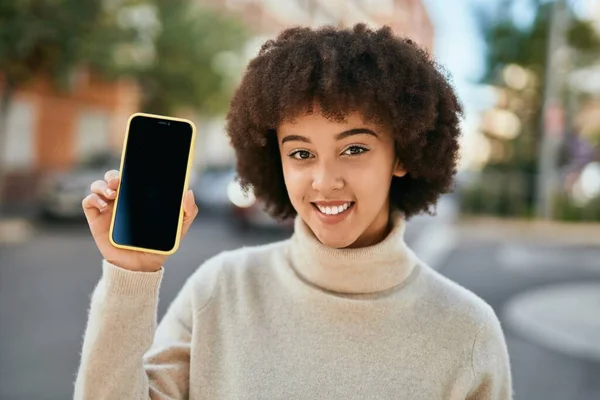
[496,243,600,272]
[503,283,600,363]
[0,218,35,245]
[457,216,600,245]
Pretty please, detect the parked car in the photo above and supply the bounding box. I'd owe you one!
[37,152,198,220]
[226,176,293,232]
[192,165,236,215]
[37,153,122,220]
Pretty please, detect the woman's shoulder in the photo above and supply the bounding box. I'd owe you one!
[416,263,500,331]
[210,238,290,273]
[182,238,291,297]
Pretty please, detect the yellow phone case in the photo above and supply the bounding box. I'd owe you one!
[108,112,197,256]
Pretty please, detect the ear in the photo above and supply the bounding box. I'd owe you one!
[393,159,407,178]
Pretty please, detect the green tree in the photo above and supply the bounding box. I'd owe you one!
[471,0,600,218]
[478,0,599,84]
[138,0,247,115]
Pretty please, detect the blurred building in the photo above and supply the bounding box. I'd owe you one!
[198,0,434,167]
[1,70,139,202]
[211,0,433,50]
[2,71,139,171]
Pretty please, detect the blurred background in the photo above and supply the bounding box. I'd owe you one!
[0,0,599,399]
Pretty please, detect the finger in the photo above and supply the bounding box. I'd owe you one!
[104,169,120,183]
[181,190,198,237]
[184,190,198,215]
[82,193,109,221]
[107,176,120,191]
[90,180,116,199]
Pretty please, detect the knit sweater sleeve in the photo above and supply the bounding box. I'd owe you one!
[467,313,514,400]
[74,258,216,399]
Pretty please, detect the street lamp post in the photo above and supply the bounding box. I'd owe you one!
[535,0,571,220]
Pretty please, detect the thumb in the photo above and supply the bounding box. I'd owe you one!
[181,190,198,237]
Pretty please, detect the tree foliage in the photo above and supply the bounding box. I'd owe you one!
[0,0,248,113]
[138,0,247,115]
[476,0,600,85]
[465,0,600,219]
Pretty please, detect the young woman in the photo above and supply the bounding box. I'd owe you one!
[75,24,512,399]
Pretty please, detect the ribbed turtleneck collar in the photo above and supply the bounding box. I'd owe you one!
[287,210,417,295]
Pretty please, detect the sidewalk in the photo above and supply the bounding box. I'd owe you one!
[457,215,600,245]
[0,204,38,245]
[0,217,35,245]
[504,283,600,363]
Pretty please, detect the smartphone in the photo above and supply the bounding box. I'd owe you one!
[109,112,197,255]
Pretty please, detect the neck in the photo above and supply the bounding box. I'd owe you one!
[287,210,417,294]
[348,208,393,248]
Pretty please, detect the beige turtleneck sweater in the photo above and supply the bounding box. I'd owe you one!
[74,213,513,399]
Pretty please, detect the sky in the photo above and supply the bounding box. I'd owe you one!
[422,0,495,113]
[423,0,599,111]
[421,0,505,168]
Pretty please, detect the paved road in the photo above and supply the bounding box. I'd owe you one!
[0,213,598,399]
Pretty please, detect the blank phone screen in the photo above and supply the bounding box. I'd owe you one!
[112,115,193,252]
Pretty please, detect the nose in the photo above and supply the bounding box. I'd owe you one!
[311,160,344,194]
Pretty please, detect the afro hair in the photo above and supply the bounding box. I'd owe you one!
[226,23,463,220]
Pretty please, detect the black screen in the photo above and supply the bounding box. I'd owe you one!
[112,115,193,252]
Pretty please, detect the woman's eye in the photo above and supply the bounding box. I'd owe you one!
[342,146,369,156]
[290,150,313,160]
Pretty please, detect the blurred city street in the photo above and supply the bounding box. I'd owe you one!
[1,0,600,399]
[1,206,599,399]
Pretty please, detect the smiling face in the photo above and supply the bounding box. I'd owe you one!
[277,109,406,248]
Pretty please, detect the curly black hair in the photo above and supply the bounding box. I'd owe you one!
[226,23,463,221]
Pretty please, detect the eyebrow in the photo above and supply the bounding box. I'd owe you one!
[280,128,378,144]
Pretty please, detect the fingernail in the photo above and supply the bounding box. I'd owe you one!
[105,189,114,196]
[98,199,107,208]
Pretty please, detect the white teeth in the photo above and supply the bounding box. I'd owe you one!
[316,202,352,215]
